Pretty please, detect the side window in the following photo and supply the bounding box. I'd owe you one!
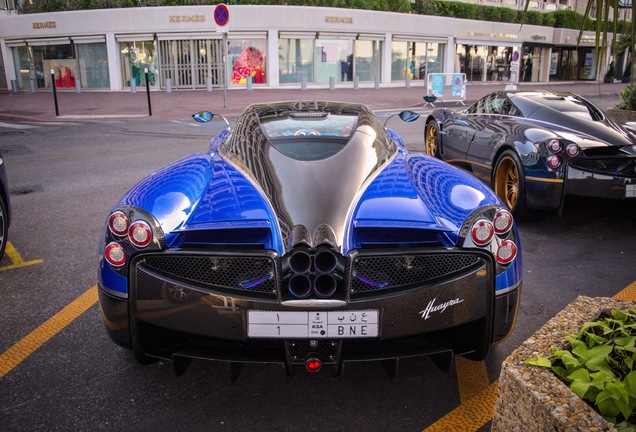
[500,98,521,116]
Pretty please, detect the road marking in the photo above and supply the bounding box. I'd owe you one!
[613,279,636,301]
[456,356,490,403]
[423,380,498,431]
[0,285,98,378]
[0,122,39,129]
[0,242,43,271]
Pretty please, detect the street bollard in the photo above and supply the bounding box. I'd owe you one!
[301,74,307,90]
[11,80,18,94]
[405,75,411,88]
[50,69,59,116]
[374,76,380,89]
[165,78,172,93]
[145,68,152,116]
[75,78,81,93]
[206,77,212,92]
[353,76,359,90]
[130,79,137,93]
[246,76,253,90]
[329,76,335,90]
[29,79,36,94]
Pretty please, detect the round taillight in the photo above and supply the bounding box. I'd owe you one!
[471,219,494,246]
[566,143,580,157]
[547,155,562,169]
[108,211,129,237]
[128,221,153,248]
[548,140,563,153]
[497,240,518,265]
[105,242,126,267]
[305,357,322,372]
[494,209,513,235]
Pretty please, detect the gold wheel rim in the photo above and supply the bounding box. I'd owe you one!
[495,156,519,209]
[425,124,437,156]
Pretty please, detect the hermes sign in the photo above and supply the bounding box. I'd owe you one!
[325,16,353,24]
[169,15,205,23]
[32,21,57,29]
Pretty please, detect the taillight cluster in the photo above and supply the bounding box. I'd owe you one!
[468,209,517,266]
[545,139,580,170]
[104,209,156,268]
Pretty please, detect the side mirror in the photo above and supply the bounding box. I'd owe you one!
[399,111,420,123]
[193,111,214,123]
[423,95,437,104]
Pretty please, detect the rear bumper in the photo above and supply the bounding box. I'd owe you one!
[99,249,520,371]
[565,165,636,200]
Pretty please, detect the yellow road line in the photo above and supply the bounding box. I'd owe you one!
[0,285,98,378]
[0,242,43,271]
[613,280,636,301]
[455,356,491,403]
[423,380,499,432]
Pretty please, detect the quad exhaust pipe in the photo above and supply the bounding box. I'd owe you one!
[284,246,343,299]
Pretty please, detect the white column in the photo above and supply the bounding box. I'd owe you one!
[105,32,122,91]
[0,40,16,91]
[268,29,279,87]
[382,32,392,84]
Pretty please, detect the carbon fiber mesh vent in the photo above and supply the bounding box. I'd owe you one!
[351,253,481,294]
[142,254,276,294]
[570,158,636,177]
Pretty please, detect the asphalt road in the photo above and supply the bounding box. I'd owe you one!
[0,109,635,431]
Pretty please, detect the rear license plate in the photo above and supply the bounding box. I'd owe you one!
[627,184,636,198]
[248,310,379,339]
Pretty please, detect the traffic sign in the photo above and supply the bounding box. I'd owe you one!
[214,4,229,26]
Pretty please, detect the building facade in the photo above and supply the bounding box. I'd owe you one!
[0,5,608,93]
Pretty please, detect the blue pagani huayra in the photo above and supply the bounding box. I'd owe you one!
[98,101,522,378]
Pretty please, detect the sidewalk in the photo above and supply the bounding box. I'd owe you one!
[0,81,627,122]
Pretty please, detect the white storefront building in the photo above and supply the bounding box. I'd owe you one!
[0,4,605,92]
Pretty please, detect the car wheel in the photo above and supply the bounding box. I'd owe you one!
[425,121,441,158]
[0,194,7,260]
[493,150,531,220]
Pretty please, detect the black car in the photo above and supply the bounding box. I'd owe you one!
[424,90,636,218]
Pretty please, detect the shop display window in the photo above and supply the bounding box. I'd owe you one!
[120,40,158,88]
[228,38,266,85]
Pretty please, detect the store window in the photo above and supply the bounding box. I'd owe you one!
[456,44,518,82]
[119,40,158,89]
[392,41,445,81]
[315,39,353,83]
[76,42,109,88]
[279,38,314,84]
[39,43,77,89]
[11,46,33,90]
[354,39,381,82]
[228,38,267,85]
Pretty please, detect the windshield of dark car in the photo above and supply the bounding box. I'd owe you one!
[259,114,358,160]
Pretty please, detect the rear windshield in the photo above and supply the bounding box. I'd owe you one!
[259,113,359,160]
[524,94,596,121]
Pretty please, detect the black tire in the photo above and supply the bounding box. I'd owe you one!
[424,121,441,158]
[492,150,534,220]
[0,194,7,261]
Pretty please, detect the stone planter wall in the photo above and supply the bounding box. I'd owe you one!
[607,108,636,124]
[492,296,636,432]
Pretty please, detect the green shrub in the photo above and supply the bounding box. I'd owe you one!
[526,309,636,429]
[618,85,636,111]
[525,10,543,26]
[542,12,557,27]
